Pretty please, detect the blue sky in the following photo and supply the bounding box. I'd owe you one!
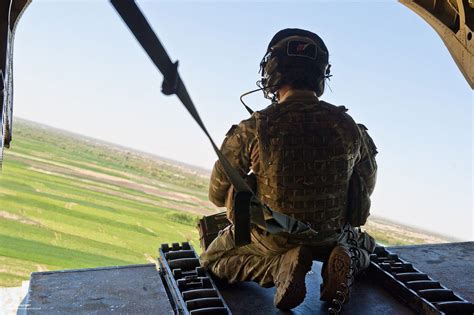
[11,0,472,240]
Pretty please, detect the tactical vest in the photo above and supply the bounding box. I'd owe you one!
[254,101,361,231]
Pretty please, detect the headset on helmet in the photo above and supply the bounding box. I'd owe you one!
[259,28,331,100]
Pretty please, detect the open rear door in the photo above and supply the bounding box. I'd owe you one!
[0,0,30,165]
[400,0,474,88]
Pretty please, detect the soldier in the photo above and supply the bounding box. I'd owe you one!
[200,28,377,310]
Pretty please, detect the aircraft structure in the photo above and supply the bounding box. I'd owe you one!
[0,1,473,314]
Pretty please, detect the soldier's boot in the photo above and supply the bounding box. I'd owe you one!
[320,245,353,303]
[273,246,313,310]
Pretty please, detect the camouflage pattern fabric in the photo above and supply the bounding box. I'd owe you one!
[209,90,377,229]
[204,90,378,286]
[200,224,375,287]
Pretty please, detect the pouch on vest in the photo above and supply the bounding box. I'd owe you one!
[347,170,371,227]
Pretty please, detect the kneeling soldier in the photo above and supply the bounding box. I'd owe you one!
[200,28,378,310]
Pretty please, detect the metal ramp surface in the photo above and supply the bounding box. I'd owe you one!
[22,242,473,314]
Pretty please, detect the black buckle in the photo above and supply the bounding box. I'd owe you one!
[161,61,179,95]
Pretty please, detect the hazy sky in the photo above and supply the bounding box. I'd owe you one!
[11,0,472,240]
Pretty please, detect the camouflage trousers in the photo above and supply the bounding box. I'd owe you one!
[200,224,376,288]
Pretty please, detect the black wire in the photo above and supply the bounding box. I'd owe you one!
[239,81,278,115]
[325,73,333,93]
[239,87,263,115]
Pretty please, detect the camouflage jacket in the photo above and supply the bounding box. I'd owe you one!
[209,90,377,227]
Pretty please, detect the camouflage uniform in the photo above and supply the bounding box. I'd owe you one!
[200,90,377,287]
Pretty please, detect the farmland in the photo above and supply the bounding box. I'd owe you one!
[0,119,451,287]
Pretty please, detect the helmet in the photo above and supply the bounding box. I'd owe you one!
[259,28,330,100]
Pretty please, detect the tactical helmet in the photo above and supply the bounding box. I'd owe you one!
[259,28,330,100]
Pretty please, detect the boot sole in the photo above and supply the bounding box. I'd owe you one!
[274,247,313,310]
[320,246,351,302]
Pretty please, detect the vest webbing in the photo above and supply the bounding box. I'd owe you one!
[255,101,361,231]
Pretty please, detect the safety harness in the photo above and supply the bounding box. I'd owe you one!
[110,0,318,246]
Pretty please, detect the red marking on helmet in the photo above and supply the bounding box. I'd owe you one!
[296,43,309,52]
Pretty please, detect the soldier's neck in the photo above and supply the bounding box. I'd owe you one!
[277,87,318,103]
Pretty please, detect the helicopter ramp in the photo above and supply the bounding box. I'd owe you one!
[20,242,473,314]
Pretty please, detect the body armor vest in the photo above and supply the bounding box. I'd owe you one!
[254,101,361,231]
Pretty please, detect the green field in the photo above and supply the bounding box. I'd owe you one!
[0,119,219,287]
[0,119,451,287]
